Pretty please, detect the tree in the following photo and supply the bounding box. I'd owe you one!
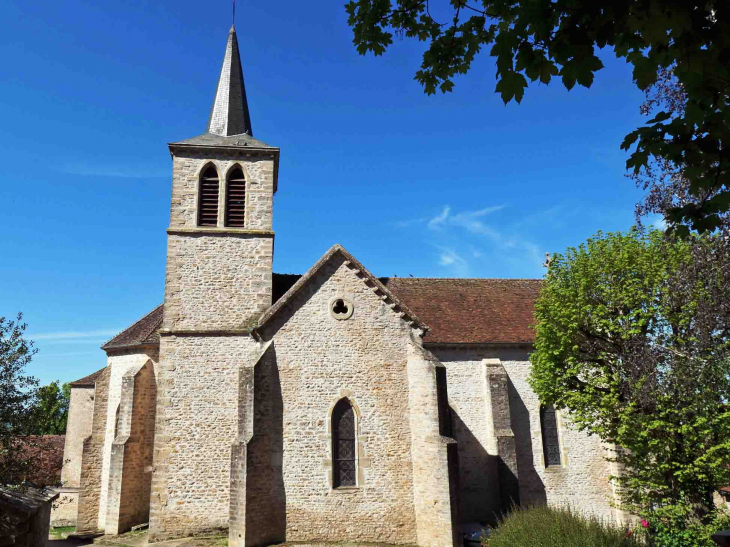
[528,228,730,541]
[633,68,729,233]
[346,0,730,233]
[29,381,70,436]
[0,313,40,484]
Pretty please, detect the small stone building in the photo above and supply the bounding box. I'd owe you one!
[0,486,59,547]
[61,24,625,547]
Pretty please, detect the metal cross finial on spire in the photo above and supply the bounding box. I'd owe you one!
[542,252,553,269]
[232,0,235,27]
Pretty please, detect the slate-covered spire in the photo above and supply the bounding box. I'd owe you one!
[207,25,253,137]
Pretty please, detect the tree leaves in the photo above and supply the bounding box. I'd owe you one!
[346,0,730,233]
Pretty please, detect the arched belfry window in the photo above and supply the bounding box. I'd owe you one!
[332,398,356,488]
[225,166,246,227]
[540,405,562,467]
[198,165,220,227]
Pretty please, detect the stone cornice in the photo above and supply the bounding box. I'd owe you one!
[166,228,275,237]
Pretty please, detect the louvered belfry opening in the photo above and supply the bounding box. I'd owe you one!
[225,166,246,227]
[198,165,220,227]
[332,398,356,488]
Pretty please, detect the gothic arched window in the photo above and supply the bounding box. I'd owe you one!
[332,398,356,488]
[198,164,219,227]
[540,405,562,467]
[225,166,246,227]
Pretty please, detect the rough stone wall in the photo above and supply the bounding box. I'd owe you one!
[163,234,273,331]
[505,358,616,518]
[429,347,501,523]
[76,367,111,533]
[50,489,79,527]
[54,386,95,526]
[230,343,286,547]
[105,361,157,534]
[98,348,159,531]
[432,346,617,522]
[149,335,261,541]
[163,151,276,331]
[406,340,461,547]
[258,254,418,544]
[61,387,95,488]
[167,152,275,231]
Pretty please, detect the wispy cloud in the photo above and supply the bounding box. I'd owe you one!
[437,247,469,276]
[29,329,120,341]
[427,205,505,234]
[60,164,169,178]
[394,217,428,228]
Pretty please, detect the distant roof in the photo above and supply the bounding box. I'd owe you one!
[69,367,106,387]
[381,277,542,345]
[101,304,163,351]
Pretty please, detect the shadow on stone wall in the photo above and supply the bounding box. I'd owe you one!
[268,348,286,540]
[508,379,547,507]
[451,409,501,526]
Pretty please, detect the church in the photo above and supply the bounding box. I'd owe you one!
[57,24,624,547]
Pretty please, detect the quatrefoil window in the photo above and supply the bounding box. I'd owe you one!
[330,297,354,320]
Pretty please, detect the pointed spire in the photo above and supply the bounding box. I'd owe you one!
[207,25,253,137]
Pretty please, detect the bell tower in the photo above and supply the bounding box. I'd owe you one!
[163,25,279,332]
[150,26,279,540]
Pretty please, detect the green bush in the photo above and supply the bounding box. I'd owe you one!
[646,503,730,547]
[483,505,640,547]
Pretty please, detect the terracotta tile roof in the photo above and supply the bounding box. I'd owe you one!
[101,304,164,350]
[381,277,542,345]
[95,274,542,353]
[69,367,106,387]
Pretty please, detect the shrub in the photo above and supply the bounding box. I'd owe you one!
[646,502,730,547]
[483,505,640,547]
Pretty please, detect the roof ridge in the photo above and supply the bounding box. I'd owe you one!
[382,277,543,281]
[101,304,163,350]
[256,244,428,333]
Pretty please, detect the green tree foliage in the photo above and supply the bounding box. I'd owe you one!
[528,228,730,544]
[0,313,39,484]
[29,381,70,435]
[346,1,729,233]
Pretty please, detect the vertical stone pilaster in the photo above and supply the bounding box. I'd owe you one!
[105,361,156,535]
[485,359,520,511]
[76,367,111,533]
[407,336,461,547]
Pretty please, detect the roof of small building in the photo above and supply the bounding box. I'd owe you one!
[69,367,107,387]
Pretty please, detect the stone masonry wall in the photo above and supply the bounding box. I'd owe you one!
[432,346,617,522]
[54,386,95,526]
[406,340,460,547]
[149,335,261,541]
[163,151,276,332]
[98,348,159,531]
[429,347,501,523]
[258,253,418,544]
[76,367,111,533]
[105,361,157,534]
[167,152,275,231]
[163,234,273,331]
[230,343,286,547]
[61,387,95,488]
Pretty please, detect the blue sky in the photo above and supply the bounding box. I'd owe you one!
[1,0,656,387]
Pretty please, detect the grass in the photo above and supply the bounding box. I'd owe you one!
[484,505,642,547]
[50,526,76,539]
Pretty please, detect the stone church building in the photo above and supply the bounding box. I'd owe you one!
[59,24,623,547]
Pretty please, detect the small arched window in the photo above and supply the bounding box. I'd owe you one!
[540,405,562,467]
[225,166,246,227]
[332,398,356,488]
[198,165,220,227]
